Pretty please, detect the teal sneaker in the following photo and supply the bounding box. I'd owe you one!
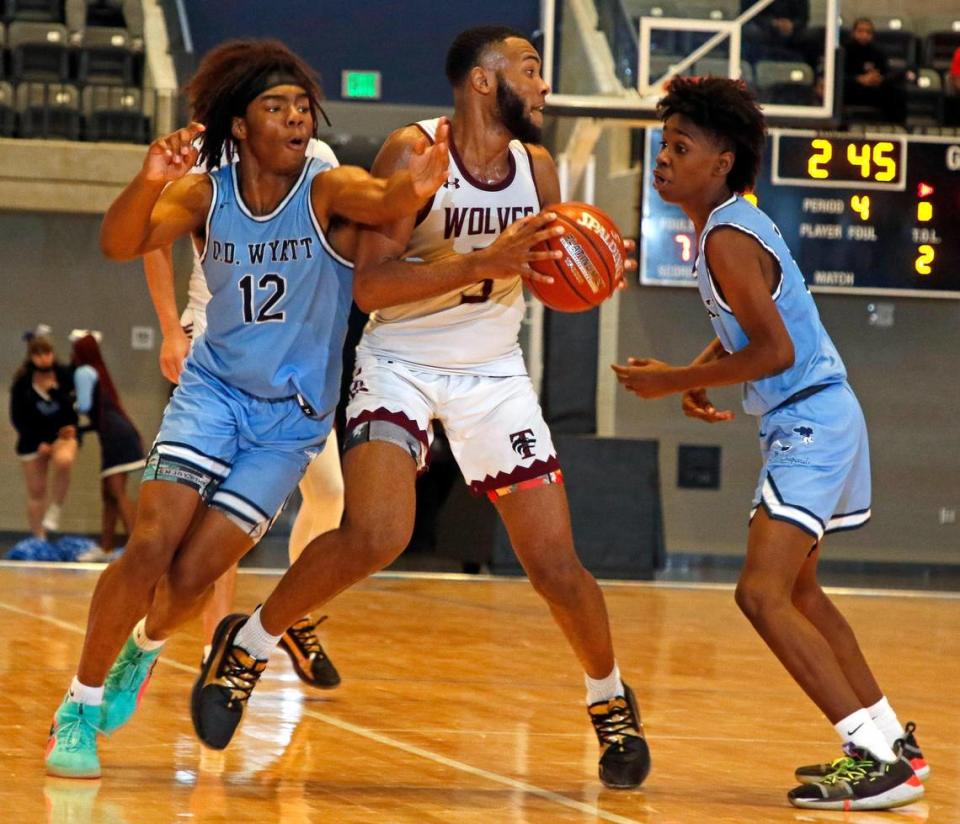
[101,637,162,734]
[45,697,102,779]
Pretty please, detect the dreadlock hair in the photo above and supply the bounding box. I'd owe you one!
[656,76,766,193]
[445,25,526,87]
[185,39,325,170]
[71,334,131,423]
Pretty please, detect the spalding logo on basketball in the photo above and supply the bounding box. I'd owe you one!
[529,202,626,313]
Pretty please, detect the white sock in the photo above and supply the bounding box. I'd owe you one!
[834,708,897,762]
[234,607,281,661]
[133,618,165,652]
[867,695,904,746]
[69,676,104,706]
[585,662,623,705]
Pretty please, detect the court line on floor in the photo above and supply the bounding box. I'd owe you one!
[0,598,645,824]
[4,560,959,601]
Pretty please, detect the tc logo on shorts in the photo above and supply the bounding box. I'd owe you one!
[793,426,814,444]
[349,368,368,401]
[510,429,537,458]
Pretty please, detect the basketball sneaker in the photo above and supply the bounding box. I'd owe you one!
[794,721,930,784]
[588,682,651,788]
[191,613,267,750]
[100,637,162,734]
[45,697,102,779]
[278,615,341,689]
[788,744,924,811]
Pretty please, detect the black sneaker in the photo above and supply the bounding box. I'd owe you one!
[795,721,930,784]
[278,615,341,689]
[788,745,924,811]
[191,614,267,750]
[588,682,651,789]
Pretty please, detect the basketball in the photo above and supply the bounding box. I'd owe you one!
[528,202,626,313]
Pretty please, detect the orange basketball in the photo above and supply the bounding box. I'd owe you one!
[528,202,626,313]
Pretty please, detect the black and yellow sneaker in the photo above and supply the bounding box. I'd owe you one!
[588,682,651,789]
[278,615,341,689]
[788,745,924,811]
[795,722,930,784]
[191,614,267,750]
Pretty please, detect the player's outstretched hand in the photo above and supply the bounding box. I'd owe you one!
[476,212,564,283]
[611,356,680,399]
[409,116,450,199]
[680,387,735,423]
[143,122,205,182]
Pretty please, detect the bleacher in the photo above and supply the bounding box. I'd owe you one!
[599,0,960,128]
[0,0,149,141]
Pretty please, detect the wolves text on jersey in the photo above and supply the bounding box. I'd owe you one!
[443,205,536,240]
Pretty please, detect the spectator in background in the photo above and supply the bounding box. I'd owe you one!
[843,17,906,123]
[71,333,145,554]
[741,0,810,62]
[946,46,960,125]
[9,333,78,537]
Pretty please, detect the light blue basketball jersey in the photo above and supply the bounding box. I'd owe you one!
[694,195,846,416]
[190,157,353,416]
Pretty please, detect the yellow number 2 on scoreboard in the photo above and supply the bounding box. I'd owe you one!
[809,138,832,179]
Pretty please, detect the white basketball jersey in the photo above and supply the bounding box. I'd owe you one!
[358,117,542,376]
[184,139,339,318]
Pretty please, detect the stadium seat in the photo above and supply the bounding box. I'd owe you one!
[77,25,135,85]
[16,81,80,139]
[7,20,69,82]
[906,67,945,125]
[82,83,147,142]
[5,0,62,22]
[923,30,960,73]
[0,80,15,135]
[755,60,816,103]
[873,30,918,73]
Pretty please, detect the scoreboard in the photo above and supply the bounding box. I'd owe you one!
[640,129,960,298]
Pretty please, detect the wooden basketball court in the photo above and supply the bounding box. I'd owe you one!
[2,562,955,822]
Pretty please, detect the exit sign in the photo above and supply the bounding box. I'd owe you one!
[341,70,381,100]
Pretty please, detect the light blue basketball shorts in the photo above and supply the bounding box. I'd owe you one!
[751,381,871,542]
[143,360,331,540]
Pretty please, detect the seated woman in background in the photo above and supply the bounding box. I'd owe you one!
[9,333,79,537]
[72,333,145,554]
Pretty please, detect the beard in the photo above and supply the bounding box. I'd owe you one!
[496,78,542,145]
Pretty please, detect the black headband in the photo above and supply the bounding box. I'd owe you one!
[230,69,330,125]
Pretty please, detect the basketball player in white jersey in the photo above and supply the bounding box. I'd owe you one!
[197,26,651,789]
[140,135,343,688]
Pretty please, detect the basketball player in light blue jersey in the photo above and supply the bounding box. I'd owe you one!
[613,77,926,811]
[45,39,449,780]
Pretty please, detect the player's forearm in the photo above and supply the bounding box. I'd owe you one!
[142,248,182,335]
[676,338,794,391]
[101,172,166,260]
[688,337,728,367]
[354,253,484,313]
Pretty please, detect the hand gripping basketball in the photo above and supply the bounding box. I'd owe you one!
[527,202,627,312]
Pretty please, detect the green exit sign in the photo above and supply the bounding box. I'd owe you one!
[341,70,381,100]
